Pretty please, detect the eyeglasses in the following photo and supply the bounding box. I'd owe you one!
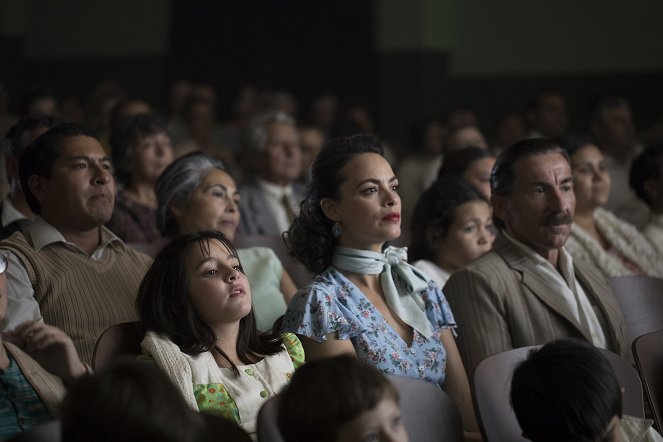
[0,253,8,275]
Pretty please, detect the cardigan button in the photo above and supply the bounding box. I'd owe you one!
[260,390,269,398]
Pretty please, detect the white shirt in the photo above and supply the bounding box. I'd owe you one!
[412,259,451,289]
[1,195,31,232]
[1,216,125,330]
[255,177,299,234]
[503,231,607,348]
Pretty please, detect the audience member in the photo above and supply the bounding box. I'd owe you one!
[630,143,663,255]
[108,98,152,131]
[0,123,152,363]
[2,116,65,240]
[239,111,303,235]
[155,151,297,331]
[19,85,58,118]
[511,339,663,442]
[220,85,258,152]
[310,92,339,140]
[61,359,251,442]
[525,91,568,140]
[106,114,174,244]
[136,230,304,436]
[298,124,325,183]
[562,135,662,278]
[165,79,193,146]
[0,251,88,441]
[281,134,479,435]
[409,176,494,288]
[278,355,409,442]
[589,95,648,227]
[437,147,496,199]
[444,138,630,377]
[493,111,527,153]
[445,123,488,152]
[398,119,446,228]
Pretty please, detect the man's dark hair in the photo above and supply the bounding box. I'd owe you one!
[491,137,569,229]
[510,339,622,442]
[630,143,663,205]
[4,115,66,158]
[19,122,99,214]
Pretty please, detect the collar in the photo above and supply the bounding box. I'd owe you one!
[1,196,30,226]
[25,216,125,254]
[256,177,294,199]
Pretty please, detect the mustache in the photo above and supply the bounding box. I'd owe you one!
[543,212,573,226]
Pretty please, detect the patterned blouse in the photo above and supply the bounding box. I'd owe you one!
[282,267,456,385]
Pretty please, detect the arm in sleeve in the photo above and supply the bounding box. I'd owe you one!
[3,250,41,331]
[443,267,513,378]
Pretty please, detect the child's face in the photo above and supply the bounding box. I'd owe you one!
[433,200,494,272]
[335,397,409,442]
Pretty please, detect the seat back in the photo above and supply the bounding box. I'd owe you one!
[233,234,312,288]
[257,375,463,442]
[473,346,644,442]
[609,276,663,342]
[7,420,61,442]
[633,329,663,431]
[92,321,146,370]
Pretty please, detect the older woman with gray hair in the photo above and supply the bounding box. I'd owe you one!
[155,151,297,331]
[238,111,304,235]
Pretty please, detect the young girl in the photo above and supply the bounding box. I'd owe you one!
[278,355,409,442]
[409,176,495,288]
[136,230,304,436]
[282,134,480,437]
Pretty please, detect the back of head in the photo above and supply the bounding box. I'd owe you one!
[510,339,622,442]
[155,151,226,238]
[19,122,99,215]
[285,134,384,274]
[409,176,488,262]
[61,358,204,442]
[278,355,398,442]
[490,137,567,229]
[630,143,663,206]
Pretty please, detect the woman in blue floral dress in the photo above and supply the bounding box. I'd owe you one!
[281,134,480,437]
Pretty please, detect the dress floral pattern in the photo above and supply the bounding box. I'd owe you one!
[282,267,456,385]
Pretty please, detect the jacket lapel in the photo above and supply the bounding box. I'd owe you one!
[494,233,594,341]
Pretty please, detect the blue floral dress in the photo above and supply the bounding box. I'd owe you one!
[282,267,456,385]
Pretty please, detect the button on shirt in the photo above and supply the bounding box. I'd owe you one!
[1,216,126,331]
[255,178,299,234]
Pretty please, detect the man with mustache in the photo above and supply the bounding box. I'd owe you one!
[0,123,151,364]
[443,138,630,377]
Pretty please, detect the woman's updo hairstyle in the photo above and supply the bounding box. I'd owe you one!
[285,134,384,274]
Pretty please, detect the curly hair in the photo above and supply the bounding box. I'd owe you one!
[285,134,384,274]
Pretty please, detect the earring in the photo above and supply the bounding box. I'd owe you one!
[332,222,342,237]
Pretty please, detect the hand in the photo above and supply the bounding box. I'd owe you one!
[3,321,87,383]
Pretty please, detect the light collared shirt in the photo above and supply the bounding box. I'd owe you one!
[255,177,299,234]
[1,216,126,330]
[1,196,31,232]
[502,231,607,348]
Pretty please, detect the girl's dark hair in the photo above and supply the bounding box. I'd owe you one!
[109,113,169,185]
[437,146,495,179]
[510,339,622,442]
[409,176,488,262]
[285,134,384,274]
[278,355,399,442]
[630,143,663,204]
[136,230,283,373]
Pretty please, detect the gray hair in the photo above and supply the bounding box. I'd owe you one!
[155,151,226,238]
[243,111,296,153]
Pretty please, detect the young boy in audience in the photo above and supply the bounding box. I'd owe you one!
[510,339,662,442]
[278,355,409,442]
[0,252,88,441]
